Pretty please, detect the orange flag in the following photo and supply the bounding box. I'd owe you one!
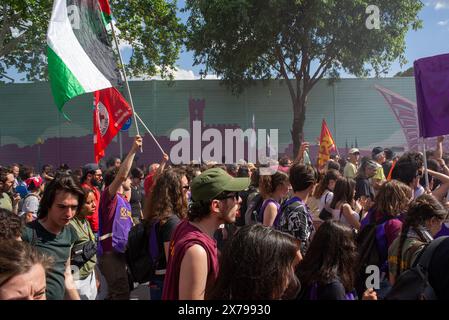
[317,119,336,169]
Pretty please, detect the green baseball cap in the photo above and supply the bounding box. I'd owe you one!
[191,168,250,202]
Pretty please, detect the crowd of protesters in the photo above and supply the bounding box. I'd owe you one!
[1,135,449,300]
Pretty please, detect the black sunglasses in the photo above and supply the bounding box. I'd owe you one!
[216,192,239,201]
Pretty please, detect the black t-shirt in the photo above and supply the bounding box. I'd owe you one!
[355,177,375,200]
[22,220,78,300]
[157,215,181,270]
[130,185,145,219]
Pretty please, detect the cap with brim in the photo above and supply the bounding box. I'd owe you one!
[191,168,250,202]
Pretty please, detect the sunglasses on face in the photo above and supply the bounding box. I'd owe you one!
[182,185,190,190]
[216,192,239,201]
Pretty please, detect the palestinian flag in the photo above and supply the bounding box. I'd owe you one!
[47,0,121,113]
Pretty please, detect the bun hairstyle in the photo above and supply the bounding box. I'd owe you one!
[259,171,289,198]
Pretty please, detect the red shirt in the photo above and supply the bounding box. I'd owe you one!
[144,171,156,195]
[162,220,219,300]
[81,183,100,233]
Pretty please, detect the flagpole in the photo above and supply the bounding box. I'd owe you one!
[109,20,141,141]
[119,131,123,160]
[422,138,430,189]
[135,112,166,155]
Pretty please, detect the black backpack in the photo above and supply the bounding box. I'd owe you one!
[354,218,393,297]
[318,193,333,221]
[125,220,160,284]
[385,236,448,300]
[244,193,264,225]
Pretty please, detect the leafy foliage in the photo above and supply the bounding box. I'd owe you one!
[0,0,185,82]
[184,0,423,155]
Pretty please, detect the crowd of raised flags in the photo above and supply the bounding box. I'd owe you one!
[0,0,449,302]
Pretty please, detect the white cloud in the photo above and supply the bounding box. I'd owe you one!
[107,20,133,52]
[132,67,220,81]
[435,0,449,9]
[438,20,449,26]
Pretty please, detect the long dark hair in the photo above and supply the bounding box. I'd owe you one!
[330,177,355,210]
[206,224,300,300]
[395,194,448,278]
[38,174,85,219]
[297,220,357,292]
[313,169,340,198]
[143,169,188,224]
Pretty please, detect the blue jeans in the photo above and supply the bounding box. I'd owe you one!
[149,276,164,300]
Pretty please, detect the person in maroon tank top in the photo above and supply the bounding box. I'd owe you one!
[162,168,250,300]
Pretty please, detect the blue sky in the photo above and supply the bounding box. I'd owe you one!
[170,0,449,79]
[6,0,449,81]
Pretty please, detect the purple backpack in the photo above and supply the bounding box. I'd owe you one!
[111,194,134,253]
[435,223,449,238]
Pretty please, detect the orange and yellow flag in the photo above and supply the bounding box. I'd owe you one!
[317,119,336,169]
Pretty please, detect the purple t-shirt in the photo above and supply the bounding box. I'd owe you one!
[361,209,403,247]
[98,187,118,253]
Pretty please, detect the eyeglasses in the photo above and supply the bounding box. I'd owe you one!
[182,185,190,190]
[216,192,239,201]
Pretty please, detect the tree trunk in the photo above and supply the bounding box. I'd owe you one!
[291,97,306,159]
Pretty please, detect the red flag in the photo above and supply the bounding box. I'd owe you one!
[317,119,336,169]
[98,0,112,24]
[93,88,133,163]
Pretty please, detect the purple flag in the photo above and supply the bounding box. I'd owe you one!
[414,53,449,138]
[375,85,419,151]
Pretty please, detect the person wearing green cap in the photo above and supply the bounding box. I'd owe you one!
[162,168,250,300]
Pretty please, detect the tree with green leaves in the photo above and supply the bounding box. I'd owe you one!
[0,0,184,82]
[394,66,414,77]
[184,0,423,157]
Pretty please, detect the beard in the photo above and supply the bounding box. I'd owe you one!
[219,204,239,224]
[92,178,102,189]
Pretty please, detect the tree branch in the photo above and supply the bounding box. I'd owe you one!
[0,5,12,48]
[276,45,297,105]
[310,58,333,88]
[0,30,28,58]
